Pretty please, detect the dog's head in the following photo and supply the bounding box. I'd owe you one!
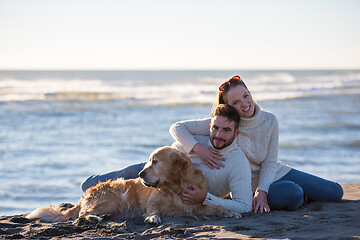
[139,146,191,189]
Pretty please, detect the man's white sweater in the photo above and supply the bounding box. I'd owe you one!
[170,104,292,193]
[172,135,252,213]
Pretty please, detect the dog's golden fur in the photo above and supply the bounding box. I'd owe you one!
[26,146,239,224]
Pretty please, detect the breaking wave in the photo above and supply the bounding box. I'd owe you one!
[0,70,359,105]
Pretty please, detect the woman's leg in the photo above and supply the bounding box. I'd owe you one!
[80,162,147,192]
[280,169,343,202]
[267,180,304,211]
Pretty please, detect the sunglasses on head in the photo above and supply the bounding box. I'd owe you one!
[218,76,243,92]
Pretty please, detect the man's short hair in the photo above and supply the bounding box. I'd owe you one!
[212,104,240,130]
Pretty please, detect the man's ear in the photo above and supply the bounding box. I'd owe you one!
[235,129,240,138]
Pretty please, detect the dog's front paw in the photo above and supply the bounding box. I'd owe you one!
[85,214,103,223]
[144,215,161,224]
[227,211,242,219]
[74,215,102,225]
[233,212,242,219]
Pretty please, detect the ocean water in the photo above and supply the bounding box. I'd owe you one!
[0,70,359,216]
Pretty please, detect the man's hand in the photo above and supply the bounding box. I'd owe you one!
[182,184,207,204]
[252,190,271,213]
[192,143,225,169]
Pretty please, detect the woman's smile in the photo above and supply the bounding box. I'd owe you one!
[225,85,255,118]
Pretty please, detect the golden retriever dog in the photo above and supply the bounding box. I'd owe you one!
[26,146,240,224]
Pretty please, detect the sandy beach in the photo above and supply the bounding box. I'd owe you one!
[1,0,360,238]
[0,183,359,240]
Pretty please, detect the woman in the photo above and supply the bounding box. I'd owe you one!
[170,75,343,213]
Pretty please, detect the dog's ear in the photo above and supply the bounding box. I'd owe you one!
[168,150,189,182]
[172,150,189,170]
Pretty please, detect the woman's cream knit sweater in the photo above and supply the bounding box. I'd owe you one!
[169,104,291,193]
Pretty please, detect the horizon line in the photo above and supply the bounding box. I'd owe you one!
[1,68,360,71]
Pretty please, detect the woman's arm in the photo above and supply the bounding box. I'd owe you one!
[253,116,279,213]
[170,118,225,169]
[169,118,211,153]
[258,117,279,193]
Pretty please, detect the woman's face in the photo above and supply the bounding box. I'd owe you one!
[224,85,255,118]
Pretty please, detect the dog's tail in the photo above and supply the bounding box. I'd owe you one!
[26,204,80,222]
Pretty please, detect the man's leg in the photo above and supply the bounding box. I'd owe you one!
[80,162,146,192]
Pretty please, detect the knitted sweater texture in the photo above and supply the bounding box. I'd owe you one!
[170,104,292,193]
[172,135,252,213]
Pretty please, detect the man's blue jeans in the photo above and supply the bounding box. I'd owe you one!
[81,162,146,192]
[267,169,343,210]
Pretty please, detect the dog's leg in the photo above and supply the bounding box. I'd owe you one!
[26,204,81,222]
[144,197,163,224]
[144,206,162,224]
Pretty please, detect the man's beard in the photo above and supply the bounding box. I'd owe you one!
[210,135,235,150]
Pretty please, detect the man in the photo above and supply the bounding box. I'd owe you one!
[81,104,252,213]
[172,104,252,213]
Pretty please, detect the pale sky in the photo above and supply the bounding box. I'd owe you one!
[0,0,359,70]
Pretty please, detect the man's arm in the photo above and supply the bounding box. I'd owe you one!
[202,154,252,213]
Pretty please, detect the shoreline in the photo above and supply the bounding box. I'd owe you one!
[1,183,359,239]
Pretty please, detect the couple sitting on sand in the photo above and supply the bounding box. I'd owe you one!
[81,75,343,214]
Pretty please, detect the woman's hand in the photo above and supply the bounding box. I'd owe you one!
[192,143,226,169]
[182,184,207,204]
[252,190,271,213]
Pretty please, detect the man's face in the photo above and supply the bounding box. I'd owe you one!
[210,115,239,150]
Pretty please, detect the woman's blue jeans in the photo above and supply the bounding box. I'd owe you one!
[80,162,146,192]
[267,169,343,211]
